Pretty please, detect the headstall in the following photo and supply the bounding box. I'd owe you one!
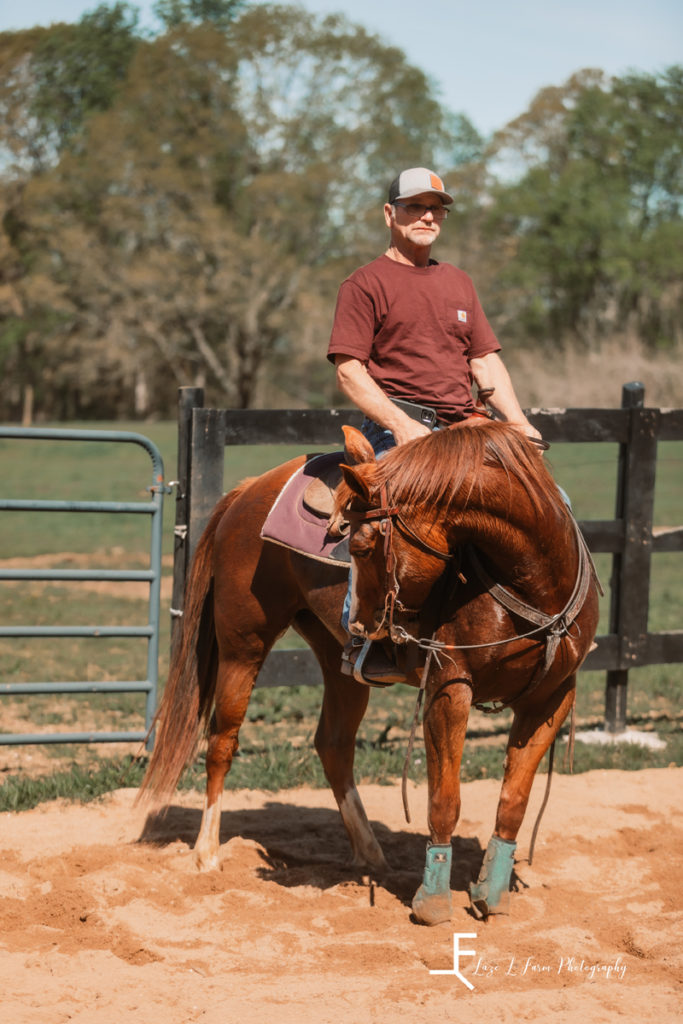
[348,481,452,638]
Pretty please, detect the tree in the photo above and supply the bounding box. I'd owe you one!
[2,4,470,417]
[30,4,141,155]
[0,5,140,176]
[483,67,683,350]
[153,0,247,28]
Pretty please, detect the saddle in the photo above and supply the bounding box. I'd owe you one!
[260,452,350,566]
[301,456,344,519]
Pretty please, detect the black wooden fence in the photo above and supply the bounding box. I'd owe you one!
[170,383,683,733]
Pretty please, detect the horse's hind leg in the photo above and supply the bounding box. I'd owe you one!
[193,526,298,870]
[193,654,262,870]
[295,611,387,873]
[471,675,576,918]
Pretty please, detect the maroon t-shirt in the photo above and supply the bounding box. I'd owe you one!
[327,255,500,421]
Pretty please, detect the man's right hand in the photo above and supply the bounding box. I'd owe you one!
[335,356,433,446]
[393,416,432,446]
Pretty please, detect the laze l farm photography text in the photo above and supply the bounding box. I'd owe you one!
[472,954,628,982]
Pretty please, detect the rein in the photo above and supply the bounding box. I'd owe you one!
[401,518,598,712]
[350,485,601,713]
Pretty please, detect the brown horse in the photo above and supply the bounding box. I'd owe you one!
[140,418,599,925]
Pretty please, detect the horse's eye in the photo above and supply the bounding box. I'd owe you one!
[349,522,377,560]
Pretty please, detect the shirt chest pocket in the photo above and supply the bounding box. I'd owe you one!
[436,298,473,343]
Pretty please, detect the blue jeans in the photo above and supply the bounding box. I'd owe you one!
[341,418,397,631]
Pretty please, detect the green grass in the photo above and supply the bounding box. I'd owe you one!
[0,755,148,811]
[0,424,174,559]
[2,707,680,813]
[0,424,680,810]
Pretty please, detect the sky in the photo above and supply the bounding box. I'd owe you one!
[0,0,680,135]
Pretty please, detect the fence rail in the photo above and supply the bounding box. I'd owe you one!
[170,383,683,732]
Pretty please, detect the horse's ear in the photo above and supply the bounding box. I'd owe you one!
[342,425,376,465]
[341,464,372,502]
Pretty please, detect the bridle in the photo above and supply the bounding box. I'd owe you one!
[348,481,453,639]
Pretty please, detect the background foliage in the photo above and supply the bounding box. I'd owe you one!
[0,1,681,422]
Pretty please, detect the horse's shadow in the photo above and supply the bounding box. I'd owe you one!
[138,801,487,909]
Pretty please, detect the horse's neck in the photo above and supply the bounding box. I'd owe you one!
[449,498,572,605]
[460,513,532,578]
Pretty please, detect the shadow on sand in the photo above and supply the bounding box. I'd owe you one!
[138,800,489,909]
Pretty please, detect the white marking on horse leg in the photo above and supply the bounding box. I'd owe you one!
[193,794,223,871]
[339,786,387,871]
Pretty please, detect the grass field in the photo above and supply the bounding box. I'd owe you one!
[0,421,681,811]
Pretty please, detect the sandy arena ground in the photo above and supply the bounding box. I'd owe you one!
[0,768,681,1023]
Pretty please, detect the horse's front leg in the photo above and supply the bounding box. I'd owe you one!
[470,676,576,919]
[293,606,387,874]
[315,666,387,873]
[412,678,471,926]
[317,675,389,868]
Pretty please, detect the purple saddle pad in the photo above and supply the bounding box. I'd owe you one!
[260,452,350,566]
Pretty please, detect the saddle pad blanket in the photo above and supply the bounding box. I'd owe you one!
[260,452,350,566]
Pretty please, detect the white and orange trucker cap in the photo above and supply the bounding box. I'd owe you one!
[388,167,453,205]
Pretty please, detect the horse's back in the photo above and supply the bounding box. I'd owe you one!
[210,454,309,622]
[215,454,308,539]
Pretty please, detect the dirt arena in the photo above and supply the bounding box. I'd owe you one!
[1,768,680,1023]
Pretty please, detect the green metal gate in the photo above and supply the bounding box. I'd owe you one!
[0,427,166,747]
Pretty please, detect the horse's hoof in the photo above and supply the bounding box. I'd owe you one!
[193,845,219,871]
[350,851,388,874]
[469,891,506,920]
[469,835,516,918]
[412,885,452,926]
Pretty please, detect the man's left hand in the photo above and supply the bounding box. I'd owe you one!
[510,420,545,448]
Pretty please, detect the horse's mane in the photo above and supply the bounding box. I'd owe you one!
[339,420,561,520]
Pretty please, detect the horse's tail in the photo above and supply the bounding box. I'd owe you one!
[138,484,248,804]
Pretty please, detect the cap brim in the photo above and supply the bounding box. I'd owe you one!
[393,186,453,205]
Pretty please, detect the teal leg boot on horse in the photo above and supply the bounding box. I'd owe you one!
[412,843,452,925]
[469,835,517,919]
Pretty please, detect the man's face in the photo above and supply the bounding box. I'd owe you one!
[384,191,446,249]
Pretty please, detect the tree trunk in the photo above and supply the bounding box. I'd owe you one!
[21,384,34,426]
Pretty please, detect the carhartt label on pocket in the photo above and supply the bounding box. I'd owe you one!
[457,310,467,322]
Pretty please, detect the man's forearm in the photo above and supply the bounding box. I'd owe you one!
[334,356,430,444]
[470,352,533,427]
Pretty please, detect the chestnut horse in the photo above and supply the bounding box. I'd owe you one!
[140,419,599,924]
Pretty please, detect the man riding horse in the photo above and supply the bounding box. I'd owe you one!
[141,176,597,921]
[328,166,542,685]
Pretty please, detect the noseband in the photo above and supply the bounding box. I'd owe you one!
[349,482,452,638]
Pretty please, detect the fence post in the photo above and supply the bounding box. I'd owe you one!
[171,387,204,649]
[605,382,658,732]
[187,407,226,567]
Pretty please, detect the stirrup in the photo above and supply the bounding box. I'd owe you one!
[353,639,375,685]
[343,638,401,688]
